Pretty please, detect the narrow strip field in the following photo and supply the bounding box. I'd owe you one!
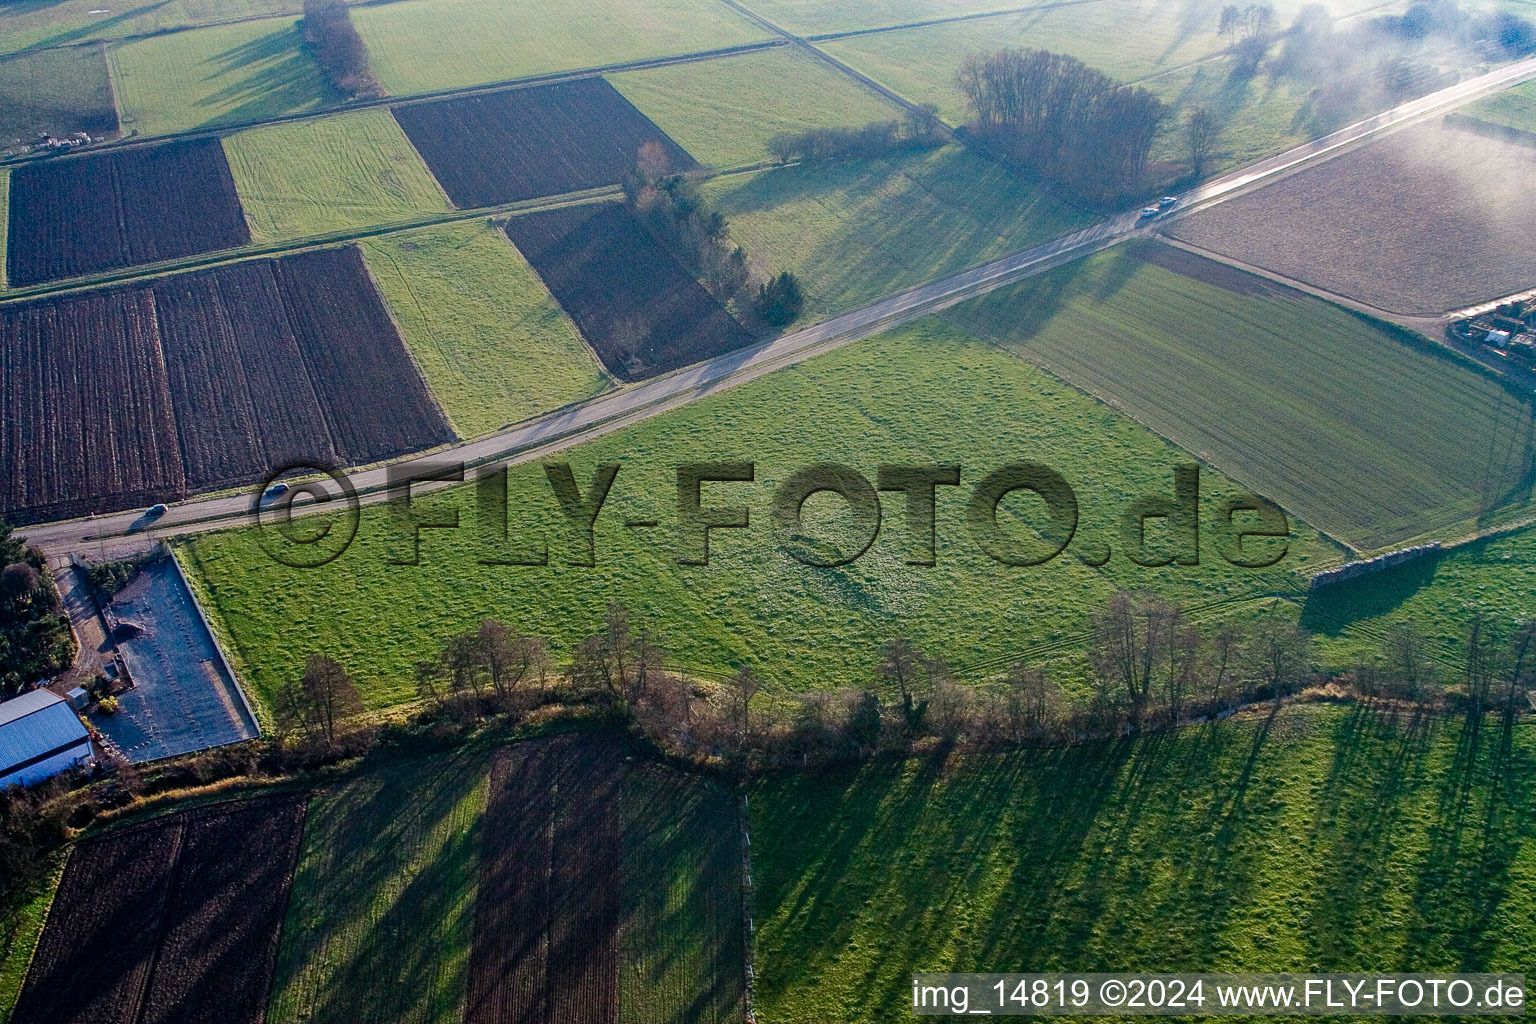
[10,795,308,1024]
[107,17,337,137]
[224,109,451,243]
[6,138,249,287]
[609,46,906,169]
[268,750,489,1024]
[466,735,622,1024]
[946,240,1536,549]
[395,79,695,208]
[360,221,608,438]
[354,0,772,96]
[504,202,754,381]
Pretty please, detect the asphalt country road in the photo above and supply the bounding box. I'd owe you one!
[19,54,1536,556]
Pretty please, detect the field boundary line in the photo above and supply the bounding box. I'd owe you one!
[0,40,791,170]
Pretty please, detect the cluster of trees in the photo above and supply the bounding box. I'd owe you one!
[0,523,75,700]
[766,106,945,165]
[624,141,750,301]
[955,49,1167,202]
[624,143,807,329]
[301,0,383,101]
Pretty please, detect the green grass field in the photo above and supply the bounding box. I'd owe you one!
[224,109,450,242]
[1303,521,1536,672]
[737,0,1048,35]
[0,855,63,1024]
[353,0,772,97]
[1465,80,1536,133]
[945,241,1536,551]
[359,221,608,438]
[609,46,907,169]
[179,316,1329,713]
[0,0,305,58]
[818,1,1237,124]
[0,45,118,147]
[107,17,338,136]
[267,749,488,1024]
[751,704,1536,1023]
[704,143,1090,319]
[620,762,744,1023]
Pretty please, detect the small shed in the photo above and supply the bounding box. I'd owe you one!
[0,690,94,789]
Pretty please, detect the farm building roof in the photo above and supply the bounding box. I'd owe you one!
[0,690,92,785]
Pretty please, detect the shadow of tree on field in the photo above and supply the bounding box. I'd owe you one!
[192,23,338,128]
[29,0,172,51]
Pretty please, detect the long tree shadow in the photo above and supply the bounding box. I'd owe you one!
[190,23,338,128]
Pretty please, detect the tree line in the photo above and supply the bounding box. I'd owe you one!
[623,142,805,329]
[955,49,1167,202]
[766,106,946,165]
[301,0,383,101]
[0,522,75,700]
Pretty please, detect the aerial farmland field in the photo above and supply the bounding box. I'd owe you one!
[224,109,451,243]
[610,46,906,169]
[0,45,118,150]
[705,144,1090,319]
[0,246,451,522]
[107,17,337,137]
[359,221,609,437]
[353,0,773,96]
[0,0,309,57]
[0,170,8,289]
[268,750,489,1024]
[10,795,308,1024]
[1169,121,1536,313]
[1465,80,1536,132]
[6,138,249,286]
[177,316,1330,712]
[750,704,1536,1024]
[947,241,1536,550]
[395,78,696,208]
[503,201,754,381]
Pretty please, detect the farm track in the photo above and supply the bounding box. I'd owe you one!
[18,56,1536,555]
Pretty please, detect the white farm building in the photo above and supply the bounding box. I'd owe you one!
[0,690,94,789]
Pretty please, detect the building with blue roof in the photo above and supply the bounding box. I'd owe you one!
[0,689,94,789]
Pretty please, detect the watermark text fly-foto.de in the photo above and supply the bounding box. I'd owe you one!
[252,459,1292,570]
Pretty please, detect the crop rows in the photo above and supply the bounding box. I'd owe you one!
[467,735,622,1024]
[6,138,249,287]
[0,246,452,523]
[504,202,753,380]
[10,795,307,1024]
[394,78,696,209]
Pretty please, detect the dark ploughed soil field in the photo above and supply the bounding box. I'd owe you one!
[1169,120,1536,314]
[393,77,696,209]
[0,245,453,523]
[6,138,249,287]
[504,202,754,381]
[467,735,622,1024]
[11,794,307,1024]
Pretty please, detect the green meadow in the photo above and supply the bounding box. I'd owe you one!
[224,109,450,242]
[0,0,303,57]
[108,17,337,136]
[610,46,906,169]
[353,0,772,97]
[946,241,1536,551]
[0,45,118,147]
[1465,80,1536,133]
[752,704,1536,1023]
[179,316,1328,713]
[705,143,1091,319]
